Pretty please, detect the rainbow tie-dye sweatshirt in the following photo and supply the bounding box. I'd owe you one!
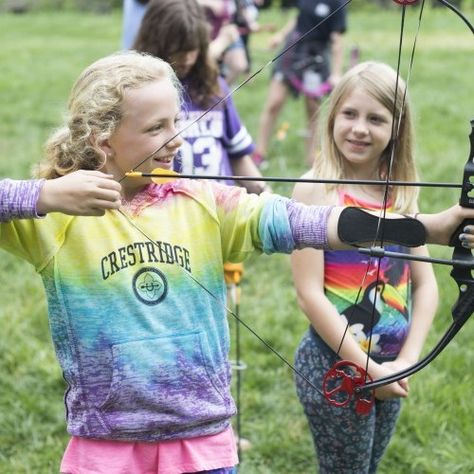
[0,180,304,441]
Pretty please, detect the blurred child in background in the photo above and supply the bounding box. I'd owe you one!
[254,0,347,167]
[134,0,268,194]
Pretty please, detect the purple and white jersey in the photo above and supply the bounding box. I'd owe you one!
[174,77,255,185]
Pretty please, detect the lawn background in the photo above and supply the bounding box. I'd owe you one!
[0,2,473,473]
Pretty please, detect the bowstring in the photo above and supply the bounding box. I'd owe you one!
[361,1,426,384]
[111,0,441,406]
[332,1,427,393]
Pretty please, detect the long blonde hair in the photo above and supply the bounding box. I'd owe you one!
[316,61,418,213]
[37,51,182,179]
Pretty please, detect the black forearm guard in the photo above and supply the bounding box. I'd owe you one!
[338,207,426,248]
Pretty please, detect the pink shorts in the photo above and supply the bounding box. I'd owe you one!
[60,427,238,474]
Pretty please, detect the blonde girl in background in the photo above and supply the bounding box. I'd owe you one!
[291,61,439,473]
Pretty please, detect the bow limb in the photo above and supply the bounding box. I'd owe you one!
[436,0,474,34]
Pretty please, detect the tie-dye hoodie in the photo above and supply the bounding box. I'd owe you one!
[0,179,301,442]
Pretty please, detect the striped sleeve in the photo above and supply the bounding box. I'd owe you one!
[0,179,45,222]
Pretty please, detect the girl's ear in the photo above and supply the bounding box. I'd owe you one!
[91,135,114,166]
[97,139,114,159]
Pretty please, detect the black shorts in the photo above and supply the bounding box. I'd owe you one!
[273,31,331,99]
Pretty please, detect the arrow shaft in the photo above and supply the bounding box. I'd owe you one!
[131,171,462,189]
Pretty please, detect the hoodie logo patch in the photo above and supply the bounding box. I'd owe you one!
[133,267,168,305]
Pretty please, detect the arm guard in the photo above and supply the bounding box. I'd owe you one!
[338,207,426,247]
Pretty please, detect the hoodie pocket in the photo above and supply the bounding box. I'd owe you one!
[98,331,233,434]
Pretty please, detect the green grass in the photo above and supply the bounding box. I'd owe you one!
[0,4,473,473]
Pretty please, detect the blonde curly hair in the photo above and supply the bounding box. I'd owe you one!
[37,51,182,179]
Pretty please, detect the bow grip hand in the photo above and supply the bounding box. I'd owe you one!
[449,120,474,248]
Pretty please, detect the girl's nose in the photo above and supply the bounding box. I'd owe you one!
[352,119,369,135]
[166,129,184,149]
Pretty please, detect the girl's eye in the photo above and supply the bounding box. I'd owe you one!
[341,109,356,118]
[149,124,162,133]
[370,115,386,124]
